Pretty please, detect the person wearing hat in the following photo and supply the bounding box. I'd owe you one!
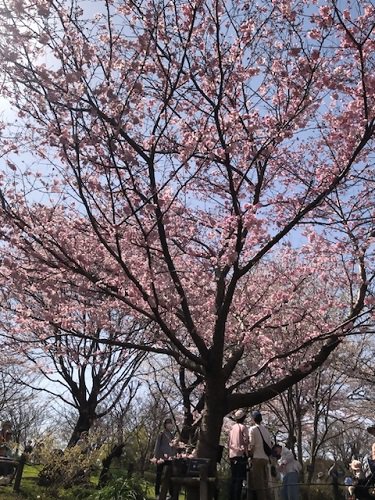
[228,409,249,500]
[248,410,272,500]
[367,426,375,460]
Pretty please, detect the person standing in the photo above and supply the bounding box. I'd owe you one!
[228,409,249,500]
[153,418,176,499]
[367,426,375,460]
[0,421,12,456]
[328,463,341,500]
[272,444,301,500]
[248,410,272,500]
[24,440,33,455]
[268,455,281,500]
[0,420,14,480]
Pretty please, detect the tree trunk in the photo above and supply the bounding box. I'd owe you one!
[67,410,95,447]
[307,442,318,500]
[186,377,225,500]
[98,443,125,488]
[295,406,306,498]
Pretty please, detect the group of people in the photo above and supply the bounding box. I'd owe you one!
[152,412,375,500]
[228,409,301,500]
[153,413,301,500]
[345,426,375,500]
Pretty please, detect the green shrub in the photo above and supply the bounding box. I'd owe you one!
[91,476,147,500]
[36,436,102,488]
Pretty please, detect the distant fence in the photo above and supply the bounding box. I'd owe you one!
[156,465,351,500]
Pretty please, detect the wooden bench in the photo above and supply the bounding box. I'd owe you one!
[159,460,217,500]
[0,454,26,492]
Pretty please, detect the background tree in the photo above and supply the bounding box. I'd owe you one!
[0,355,45,450]
[146,356,204,444]
[97,385,176,476]
[24,332,142,447]
[266,358,362,484]
[0,281,146,446]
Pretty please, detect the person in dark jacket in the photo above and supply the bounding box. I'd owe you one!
[0,421,14,480]
[153,418,176,499]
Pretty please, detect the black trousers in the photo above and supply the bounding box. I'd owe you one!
[230,456,248,500]
[155,461,173,496]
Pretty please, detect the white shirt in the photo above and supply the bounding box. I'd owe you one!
[249,423,272,460]
[279,446,301,474]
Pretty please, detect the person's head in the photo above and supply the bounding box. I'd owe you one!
[272,444,282,459]
[1,421,11,431]
[251,410,262,424]
[164,418,174,432]
[349,459,362,478]
[233,409,247,424]
[285,435,296,450]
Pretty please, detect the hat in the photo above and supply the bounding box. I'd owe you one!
[252,410,262,420]
[349,460,362,471]
[367,426,375,436]
[233,409,246,420]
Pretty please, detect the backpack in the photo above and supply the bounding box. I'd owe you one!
[258,427,272,457]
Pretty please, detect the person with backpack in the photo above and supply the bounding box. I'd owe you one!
[248,410,272,500]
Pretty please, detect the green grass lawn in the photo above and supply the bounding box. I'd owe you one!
[0,464,125,499]
[0,464,191,499]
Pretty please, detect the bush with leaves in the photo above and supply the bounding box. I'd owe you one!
[36,435,102,488]
[92,476,147,500]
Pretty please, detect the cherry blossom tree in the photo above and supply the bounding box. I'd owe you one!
[30,330,144,448]
[0,280,145,446]
[0,3,374,489]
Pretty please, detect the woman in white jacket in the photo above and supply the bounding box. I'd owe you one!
[272,444,301,500]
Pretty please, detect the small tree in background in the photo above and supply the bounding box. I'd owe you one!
[0,296,145,446]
